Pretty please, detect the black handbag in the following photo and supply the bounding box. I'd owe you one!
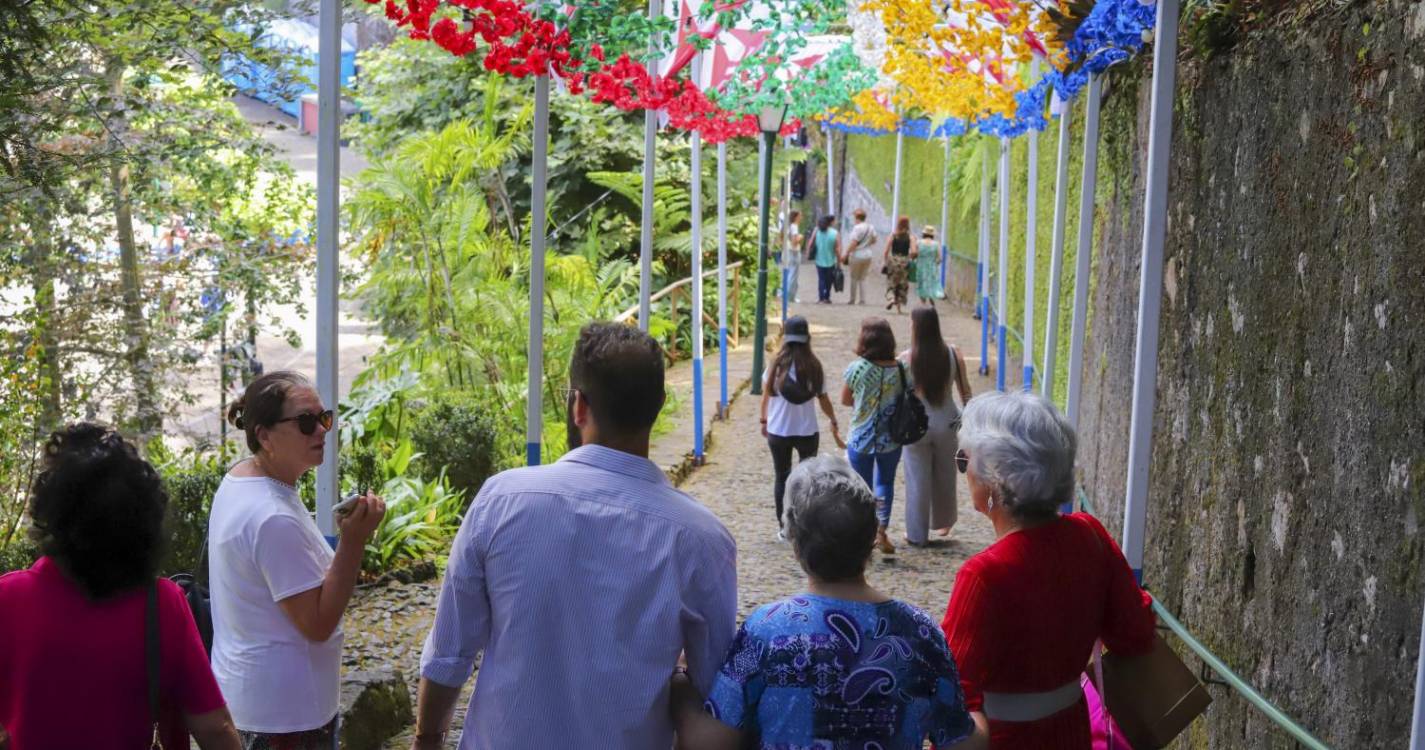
[886,363,928,445]
[169,543,212,656]
[831,264,845,292]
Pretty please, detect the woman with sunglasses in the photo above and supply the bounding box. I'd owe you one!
[210,371,386,747]
[939,391,1155,749]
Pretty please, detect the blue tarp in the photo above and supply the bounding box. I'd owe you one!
[223,19,356,118]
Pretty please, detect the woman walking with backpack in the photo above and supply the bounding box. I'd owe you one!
[841,317,910,556]
[761,316,844,540]
[900,307,973,546]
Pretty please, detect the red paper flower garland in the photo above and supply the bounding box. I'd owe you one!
[366,0,797,143]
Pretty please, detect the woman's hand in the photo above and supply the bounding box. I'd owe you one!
[760,421,769,438]
[830,423,847,450]
[337,492,387,541]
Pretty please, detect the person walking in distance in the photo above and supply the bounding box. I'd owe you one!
[900,307,973,546]
[843,208,878,305]
[840,317,909,556]
[760,315,845,541]
[781,209,804,304]
[412,323,737,749]
[912,225,944,306]
[883,216,913,314]
[804,214,841,303]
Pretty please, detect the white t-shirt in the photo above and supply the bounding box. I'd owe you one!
[765,364,822,438]
[208,475,341,732]
[848,222,877,260]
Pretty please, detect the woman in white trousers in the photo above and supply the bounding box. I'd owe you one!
[900,307,973,545]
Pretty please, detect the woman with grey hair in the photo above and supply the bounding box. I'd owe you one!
[672,455,986,750]
[939,391,1155,749]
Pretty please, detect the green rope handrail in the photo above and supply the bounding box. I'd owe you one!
[1072,488,1333,750]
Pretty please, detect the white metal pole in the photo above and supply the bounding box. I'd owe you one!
[716,142,729,419]
[782,136,792,320]
[1023,59,1040,392]
[637,0,659,331]
[939,136,951,294]
[996,137,1010,392]
[1065,73,1103,430]
[525,75,550,466]
[1043,96,1073,402]
[978,138,990,375]
[1122,0,1181,581]
[314,0,340,541]
[690,54,705,463]
[891,128,905,225]
[1411,603,1425,749]
[826,127,836,217]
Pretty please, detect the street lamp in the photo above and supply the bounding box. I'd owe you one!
[750,103,787,396]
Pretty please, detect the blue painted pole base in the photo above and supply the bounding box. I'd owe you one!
[718,325,729,418]
[692,358,705,462]
[996,325,1007,392]
[1023,365,1034,393]
[978,298,991,376]
[526,441,541,467]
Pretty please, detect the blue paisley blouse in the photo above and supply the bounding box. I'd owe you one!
[705,594,975,749]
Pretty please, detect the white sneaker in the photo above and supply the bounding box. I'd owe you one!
[776,528,787,543]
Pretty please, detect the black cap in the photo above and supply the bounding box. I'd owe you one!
[783,315,810,344]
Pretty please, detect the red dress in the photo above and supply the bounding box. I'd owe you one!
[941,513,1155,749]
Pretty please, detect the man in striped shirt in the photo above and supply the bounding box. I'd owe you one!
[412,323,738,749]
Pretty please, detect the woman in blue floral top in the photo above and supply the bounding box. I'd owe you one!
[671,456,986,750]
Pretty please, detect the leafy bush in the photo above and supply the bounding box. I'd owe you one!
[0,537,37,574]
[410,392,502,503]
[156,451,227,576]
[363,473,465,574]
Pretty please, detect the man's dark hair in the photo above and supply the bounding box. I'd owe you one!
[28,423,168,599]
[569,323,666,438]
[855,317,896,361]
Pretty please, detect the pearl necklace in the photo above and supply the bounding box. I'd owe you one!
[253,456,298,492]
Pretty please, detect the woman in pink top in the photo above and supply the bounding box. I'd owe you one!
[0,424,239,750]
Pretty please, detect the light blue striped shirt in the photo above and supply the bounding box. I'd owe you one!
[420,444,738,748]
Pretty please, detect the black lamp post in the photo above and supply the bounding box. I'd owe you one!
[750,103,787,396]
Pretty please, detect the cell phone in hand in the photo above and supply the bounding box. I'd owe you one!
[333,491,364,520]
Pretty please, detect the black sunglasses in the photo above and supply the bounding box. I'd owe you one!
[275,410,334,435]
[955,448,969,475]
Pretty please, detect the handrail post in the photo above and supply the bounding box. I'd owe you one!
[1066,73,1103,430]
[1122,0,1182,582]
[996,137,1010,392]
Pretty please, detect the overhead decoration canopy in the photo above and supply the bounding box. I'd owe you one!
[367,0,1158,141]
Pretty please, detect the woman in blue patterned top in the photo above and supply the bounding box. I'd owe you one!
[671,455,986,750]
[841,317,908,556]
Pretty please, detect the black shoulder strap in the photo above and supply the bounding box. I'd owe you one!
[896,361,909,393]
[146,580,160,727]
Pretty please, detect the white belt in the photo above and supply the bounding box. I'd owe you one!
[982,679,1084,722]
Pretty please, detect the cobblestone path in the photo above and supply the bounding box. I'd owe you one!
[680,259,1017,620]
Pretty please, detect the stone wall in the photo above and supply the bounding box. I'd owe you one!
[1076,2,1425,747]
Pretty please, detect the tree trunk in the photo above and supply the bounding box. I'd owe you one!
[30,222,63,434]
[107,61,160,442]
